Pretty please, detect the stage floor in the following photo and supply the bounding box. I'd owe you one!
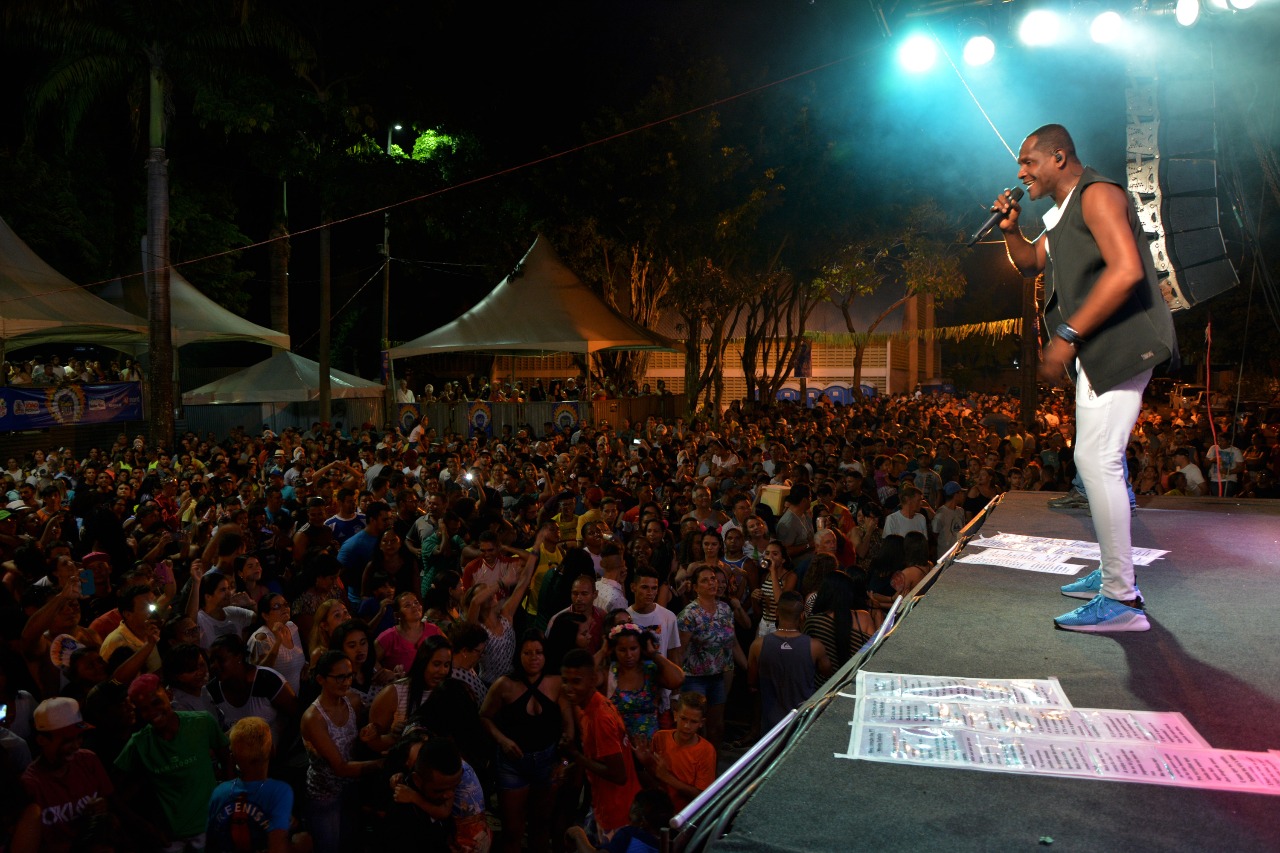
[714,492,1280,853]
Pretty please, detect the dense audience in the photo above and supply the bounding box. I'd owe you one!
[1,383,1278,852]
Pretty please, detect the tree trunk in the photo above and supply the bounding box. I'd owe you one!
[682,315,703,418]
[146,58,174,448]
[319,222,332,423]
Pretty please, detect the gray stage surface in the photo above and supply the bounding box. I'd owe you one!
[713,492,1280,853]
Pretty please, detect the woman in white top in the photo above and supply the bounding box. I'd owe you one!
[248,593,306,694]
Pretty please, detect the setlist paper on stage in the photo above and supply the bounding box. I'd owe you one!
[969,533,1169,566]
[955,551,1083,574]
[845,726,1280,795]
[855,671,1073,707]
[856,700,1209,748]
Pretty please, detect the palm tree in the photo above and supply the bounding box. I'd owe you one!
[8,0,306,446]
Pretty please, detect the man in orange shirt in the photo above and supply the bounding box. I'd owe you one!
[560,648,641,843]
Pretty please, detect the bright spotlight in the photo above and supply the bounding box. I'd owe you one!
[1206,0,1228,9]
[1228,0,1255,9]
[1018,10,1061,46]
[1089,10,1125,43]
[1175,0,1201,25]
[963,34,996,65]
[898,35,938,73]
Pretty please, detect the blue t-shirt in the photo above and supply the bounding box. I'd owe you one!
[206,777,294,852]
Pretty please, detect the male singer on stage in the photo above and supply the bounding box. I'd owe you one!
[991,123,1177,633]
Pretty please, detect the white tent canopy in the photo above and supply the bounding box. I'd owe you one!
[100,265,289,350]
[182,351,383,405]
[0,215,147,349]
[387,235,677,358]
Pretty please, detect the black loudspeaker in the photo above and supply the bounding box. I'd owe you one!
[1162,159,1217,195]
[1164,196,1220,233]
[1180,258,1239,304]
[1167,227,1227,270]
[1160,120,1216,158]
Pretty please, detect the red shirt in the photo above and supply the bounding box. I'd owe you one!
[20,750,115,853]
[577,692,641,832]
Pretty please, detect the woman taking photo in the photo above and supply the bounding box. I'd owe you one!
[677,564,738,753]
[375,591,442,672]
[301,650,384,853]
[604,622,684,740]
[479,630,573,853]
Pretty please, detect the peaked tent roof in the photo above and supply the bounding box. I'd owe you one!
[0,215,147,348]
[99,266,289,350]
[182,351,383,405]
[387,235,677,359]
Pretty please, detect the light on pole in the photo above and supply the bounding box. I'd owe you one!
[383,124,402,427]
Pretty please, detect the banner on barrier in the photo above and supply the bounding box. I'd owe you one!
[0,383,143,431]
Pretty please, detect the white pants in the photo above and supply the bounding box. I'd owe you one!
[1074,362,1151,602]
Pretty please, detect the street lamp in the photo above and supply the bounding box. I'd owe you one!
[383,124,403,425]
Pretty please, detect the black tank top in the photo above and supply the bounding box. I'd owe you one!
[496,673,562,751]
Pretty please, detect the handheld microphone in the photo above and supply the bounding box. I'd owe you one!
[967,186,1024,247]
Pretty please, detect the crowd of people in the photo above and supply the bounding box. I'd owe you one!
[396,374,676,404]
[1,382,1278,853]
[2,353,145,386]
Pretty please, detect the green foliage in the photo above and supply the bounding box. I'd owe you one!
[165,180,253,313]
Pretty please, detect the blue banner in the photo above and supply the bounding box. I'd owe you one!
[0,383,143,431]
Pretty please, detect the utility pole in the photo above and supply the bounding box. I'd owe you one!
[382,125,401,431]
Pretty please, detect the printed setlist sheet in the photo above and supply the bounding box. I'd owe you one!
[838,672,1280,796]
[959,532,1170,574]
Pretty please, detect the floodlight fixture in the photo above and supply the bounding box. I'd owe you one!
[1175,0,1201,25]
[963,33,996,65]
[959,18,996,65]
[1089,10,1125,42]
[898,34,938,73]
[1018,9,1062,46]
[1227,0,1255,10]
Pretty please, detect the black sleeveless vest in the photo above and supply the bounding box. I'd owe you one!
[1044,167,1178,394]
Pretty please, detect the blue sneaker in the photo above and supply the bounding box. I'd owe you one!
[1060,569,1143,605]
[1054,595,1150,633]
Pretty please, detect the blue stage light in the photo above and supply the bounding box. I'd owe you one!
[1089,10,1125,42]
[898,34,938,73]
[1018,9,1061,46]
[963,34,996,65]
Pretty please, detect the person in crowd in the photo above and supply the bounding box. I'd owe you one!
[480,629,573,853]
[14,697,117,853]
[307,594,353,660]
[676,564,737,754]
[751,540,796,637]
[206,633,299,744]
[376,591,443,671]
[635,691,716,813]
[368,634,453,748]
[747,591,830,731]
[424,568,464,633]
[544,610,590,675]
[205,716,301,853]
[197,570,257,649]
[803,572,876,689]
[300,650,383,853]
[329,619,392,708]
[117,673,229,850]
[466,540,537,687]
[447,620,490,706]
[603,622,684,740]
[248,592,306,694]
[559,648,642,844]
